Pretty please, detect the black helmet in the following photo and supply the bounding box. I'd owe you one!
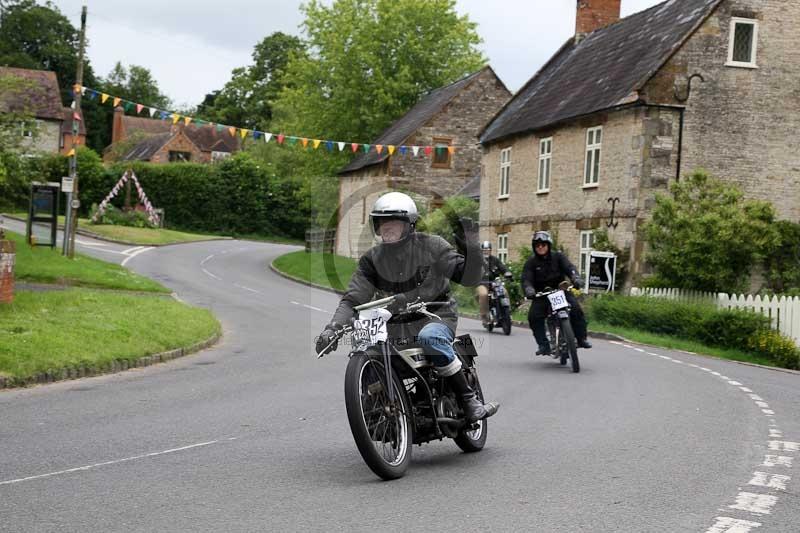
[480,240,492,251]
[532,230,553,250]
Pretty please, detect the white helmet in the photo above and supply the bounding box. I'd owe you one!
[369,192,418,244]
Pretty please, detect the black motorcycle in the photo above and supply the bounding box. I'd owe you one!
[533,281,580,373]
[481,277,512,335]
[316,296,490,480]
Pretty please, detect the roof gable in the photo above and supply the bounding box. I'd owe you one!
[339,66,498,175]
[0,67,64,121]
[481,0,723,144]
[120,114,239,153]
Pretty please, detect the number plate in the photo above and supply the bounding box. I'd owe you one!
[547,290,569,310]
[500,297,510,307]
[353,308,391,344]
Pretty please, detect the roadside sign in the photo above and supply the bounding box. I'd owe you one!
[586,251,617,293]
[61,177,74,193]
[71,199,80,210]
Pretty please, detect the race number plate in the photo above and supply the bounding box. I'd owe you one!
[353,308,391,345]
[547,290,569,310]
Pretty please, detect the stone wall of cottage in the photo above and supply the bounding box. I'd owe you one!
[20,120,61,154]
[336,68,511,259]
[479,106,681,286]
[642,0,800,222]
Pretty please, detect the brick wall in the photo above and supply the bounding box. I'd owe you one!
[0,239,15,304]
[150,131,204,163]
[642,0,800,222]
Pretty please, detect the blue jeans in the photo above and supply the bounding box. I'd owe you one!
[416,322,456,368]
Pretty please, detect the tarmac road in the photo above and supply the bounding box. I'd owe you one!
[1,232,798,532]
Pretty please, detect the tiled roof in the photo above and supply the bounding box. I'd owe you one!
[120,132,172,161]
[454,175,480,200]
[480,0,722,144]
[340,67,491,174]
[121,115,239,152]
[0,67,64,121]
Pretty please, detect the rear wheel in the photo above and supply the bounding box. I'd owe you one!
[344,353,412,480]
[560,317,580,373]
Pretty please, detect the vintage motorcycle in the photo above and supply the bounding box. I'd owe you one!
[533,281,580,373]
[316,295,490,480]
[480,277,513,335]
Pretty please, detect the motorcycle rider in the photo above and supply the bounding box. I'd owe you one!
[521,231,592,355]
[315,192,499,422]
[477,241,513,326]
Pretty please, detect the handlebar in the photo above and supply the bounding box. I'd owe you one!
[531,281,574,299]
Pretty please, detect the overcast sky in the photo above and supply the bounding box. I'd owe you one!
[51,0,665,109]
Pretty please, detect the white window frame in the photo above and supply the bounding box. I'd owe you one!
[583,126,602,187]
[537,137,552,193]
[579,230,596,277]
[726,17,759,69]
[497,233,509,264]
[499,147,511,199]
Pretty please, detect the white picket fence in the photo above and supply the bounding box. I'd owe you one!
[630,287,800,346]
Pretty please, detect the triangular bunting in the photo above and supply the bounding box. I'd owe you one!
[424,146,433,156]
[376,144,383,154]
[253,131,261,140]
[301,138,309,148]
[123,101,133,112]
[184,116,192,126]
[388,145,395,155]
[172,114,181,125]
[101,93,109,104]
[363,144,370,153]
[351,143,359,153]
[264,133,273,143]
[149,107,158,117]
[277,134,285,144]
[448,146,455,155]
[399,146,407,156]
[325,141,334,152]
[113,97,121,107]
[338,142,345,152]
[216,124,225,132]
[313,139,321,149]
[240,129,250,139]
[288,137,298,146]
[411,146,420,156]
[66,148,75,157]
[228,127,237,137]
[136,104,144,114]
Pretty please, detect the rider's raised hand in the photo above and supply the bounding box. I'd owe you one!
[452,217,479,254]
[315,325,339,355]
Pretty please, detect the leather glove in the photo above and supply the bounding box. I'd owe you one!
[315,325,339,355]
[387,293,408,314]
[572,277,585,290]
[524,287,536,299]
[504,271,514,280]
[452,217,479,255]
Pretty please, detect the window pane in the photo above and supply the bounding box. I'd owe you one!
[587,130,594,145]
[545,159,550,188]
[733,23,754,63]
[595,128,602,144]
[585,151,592,182]
[592,149,600,183]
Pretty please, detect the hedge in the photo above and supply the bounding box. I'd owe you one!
[591,295,799,369]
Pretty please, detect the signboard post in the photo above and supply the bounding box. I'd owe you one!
[586,251,617,293]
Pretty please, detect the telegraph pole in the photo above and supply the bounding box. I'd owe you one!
[65,4,87,258]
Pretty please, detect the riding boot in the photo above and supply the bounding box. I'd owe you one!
[447,369,499,422]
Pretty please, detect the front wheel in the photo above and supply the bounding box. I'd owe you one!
[560,317,580,373]
[344,353,412,479]
[501,308,512,336]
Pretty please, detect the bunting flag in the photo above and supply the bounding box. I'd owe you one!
[73,112,82,121]
[80,85,471,161]
[92,170,160,227]
[66,148,76,157]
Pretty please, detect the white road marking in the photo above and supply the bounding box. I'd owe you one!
[303,304,328,313]
[711,371,722,376]
[634,348,645,352]
[660,355,672,361]
[706,516,762,533]
[770,429,783,438]
[290,301,300,305]
[748,471,790,491]
[762,409,775,415]
[700,367,712,372]
[719,376,730,380]
[120,246,144,255]
[233,284,261,295]
[671,359,684,364]
[200,254,215,266]
[202,268,221,281]
[762,455,793,468]
[749,394,764,401]
[740,387,753,393]
[0,438,236,486]
[768,441,800,452]
[728,492,778,515]
[120,246,154,267]
[755,401,770,408]
[75,239,107,246]
[648,352,660,356]
[728,381,742,386]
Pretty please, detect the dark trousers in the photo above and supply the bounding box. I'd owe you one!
[527,292,588,346]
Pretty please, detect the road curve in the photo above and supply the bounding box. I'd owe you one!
[1,238,798,532]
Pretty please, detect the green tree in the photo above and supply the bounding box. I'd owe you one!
[197,32,305,130]
[273,0,485,143]
[100,62,171,109]
[644,170,780,293]
[764,221,800,294]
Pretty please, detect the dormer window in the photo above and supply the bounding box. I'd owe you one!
[727,18,759,68]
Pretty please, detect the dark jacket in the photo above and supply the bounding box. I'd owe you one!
[331,232,482,335]
[481,255,510,281]
[521,251,580,294]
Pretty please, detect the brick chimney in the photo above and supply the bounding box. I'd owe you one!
[576,0,621,39]
[112,106,126,144]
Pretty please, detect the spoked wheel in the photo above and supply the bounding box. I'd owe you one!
[454,371,488,453]
[344,353,412,480]
[549,321,566,364]
[560,317,580,373]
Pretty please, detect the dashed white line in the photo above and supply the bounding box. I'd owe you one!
[748,472,790,491]
[0,438,237,486]
[120,245,144,255]
[768,441,800,452]
[728,492,778,515]
[706,516,762,533]
[762,455,793,468]
[233,284,261,295]
[120,246,154,266]
[303,304,328,313]
[202,268,221,281]
[200,254,215,266]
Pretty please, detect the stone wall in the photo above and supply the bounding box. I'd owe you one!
[642,0,800,222]
[19,120,61,154]
[150,131,205,163]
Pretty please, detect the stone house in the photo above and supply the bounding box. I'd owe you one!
[479,0,800,288]
[336,66,511,258]
[0,67,86,155]
[106,107,239,163]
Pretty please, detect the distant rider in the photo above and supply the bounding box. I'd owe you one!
[477,241,513,326]
[521,231,592,355]
[315,192,499,422]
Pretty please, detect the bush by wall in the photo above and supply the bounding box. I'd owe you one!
[591,295,799,369]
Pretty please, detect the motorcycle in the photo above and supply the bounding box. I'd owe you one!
[533,281,580,373]
[316,295,490,480]
[480,277,513,335]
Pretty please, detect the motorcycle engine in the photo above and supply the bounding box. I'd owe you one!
[435,395,461,438]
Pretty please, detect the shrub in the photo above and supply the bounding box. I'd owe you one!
[88,204,156,228]
[747,330,800,369]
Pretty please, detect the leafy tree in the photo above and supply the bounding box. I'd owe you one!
[416,195,478,245]
[644,170,779,293]
[100,62,171,109]
[273,0,485,143]
[764,221,800,294]
[0,74,37,204]
[197,32,305,130]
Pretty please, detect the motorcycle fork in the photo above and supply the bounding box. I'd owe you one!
[380,342,396,404]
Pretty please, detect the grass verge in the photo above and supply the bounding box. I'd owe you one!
[272,250,357,292]
[8,231,168,293]
[0,289,220,382]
